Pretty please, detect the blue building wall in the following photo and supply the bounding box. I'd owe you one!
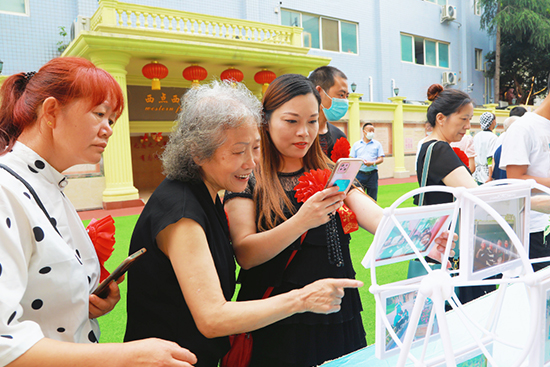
[0,0,494,105]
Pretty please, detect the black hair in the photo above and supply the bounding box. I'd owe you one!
[263,74,321,123]
[426,84,473,127]
[308,66,347,92]
[363,122,373,129]
[509,106,527,117]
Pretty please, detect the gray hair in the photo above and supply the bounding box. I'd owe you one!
[162,80,262,182]
[503,115,519,131]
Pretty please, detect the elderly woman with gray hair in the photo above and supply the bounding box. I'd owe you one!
[123,81,362,367]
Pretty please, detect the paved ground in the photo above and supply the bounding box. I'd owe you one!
[77,174,418,221]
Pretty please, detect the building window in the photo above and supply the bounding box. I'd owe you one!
[474,0,482,15]
[475,48,483,70]
[425,0,447,5]
[0,0,28,15]
[281,9,358,54]
[401,33,450,68]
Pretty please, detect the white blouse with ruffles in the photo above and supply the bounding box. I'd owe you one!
[0,142,100,365]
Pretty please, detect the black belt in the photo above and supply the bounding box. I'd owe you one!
[360,170,377,175]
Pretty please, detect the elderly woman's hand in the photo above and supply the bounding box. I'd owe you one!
[427,231,457,268]
[297,278,363,314]
[88,275,123,319]
[295,186,346,231]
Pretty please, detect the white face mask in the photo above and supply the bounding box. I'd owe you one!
[366,132,375,140]
[426,131,432,136]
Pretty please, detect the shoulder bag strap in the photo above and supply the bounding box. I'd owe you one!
[417,141,437,207]
[0,163,62,237]
[262,232,307,299]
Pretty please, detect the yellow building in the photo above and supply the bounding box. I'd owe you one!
[0,0,507,210]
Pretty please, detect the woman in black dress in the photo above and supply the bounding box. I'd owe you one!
[224,75,453,366]
[124,81,363,367]
[415,84,496,304]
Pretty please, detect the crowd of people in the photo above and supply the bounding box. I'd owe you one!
[1,55,548,366]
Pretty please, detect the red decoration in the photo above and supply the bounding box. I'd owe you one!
[86,215,116,282]
[294,168,359,234]
[294,169,332,203]
[452,147,469,168]
[254,69,276,94]
[183,64,208,87]
[142,61,169,90]
[221,67,244,83]
[140,133,149,143]
[331,137,351,163]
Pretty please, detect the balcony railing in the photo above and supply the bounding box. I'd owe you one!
[92,0,303,47]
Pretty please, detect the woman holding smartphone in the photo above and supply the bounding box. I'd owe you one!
[224,74,454,367]
[124,80,363,367]
[0,57,196,366]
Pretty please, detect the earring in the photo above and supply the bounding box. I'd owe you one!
[47,121,53,127]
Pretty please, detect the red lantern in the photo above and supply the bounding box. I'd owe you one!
[142,61,169,90]
[220,67,244,83]
[183,64,208,87]
[254,69,276,94]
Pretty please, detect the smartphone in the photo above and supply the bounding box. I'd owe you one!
[92,248,147,299]
[325,158,363,194]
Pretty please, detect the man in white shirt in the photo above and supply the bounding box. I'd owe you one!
[500,98,550,271]
[350,123,385,201]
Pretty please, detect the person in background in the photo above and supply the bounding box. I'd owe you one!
[415,121,433,170]
[416,84,494,304]
[487,116,519,181]
[308,66,348,157]
[500,91,550,271]
[225,75,453,367]
[509,106,527,117]
[350,122,385,201]
[0,57,197,367]
[450,132,476,173]
[472,112,498,184]
[124,81,362,367]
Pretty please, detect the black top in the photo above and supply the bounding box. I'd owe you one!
[124,179,236,367]
[319,122,347,158]
[415,140,467,205]
[224,169,365,367]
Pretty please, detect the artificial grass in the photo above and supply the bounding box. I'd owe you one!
[90,181,419,345]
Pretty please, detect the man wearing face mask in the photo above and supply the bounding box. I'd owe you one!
[350,123,385,201]
[308,66,349,157]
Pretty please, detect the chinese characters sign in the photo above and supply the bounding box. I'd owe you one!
[127,86,188,121]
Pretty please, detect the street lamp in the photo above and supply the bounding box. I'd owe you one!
[0,60,3,75]
[393,87,400,96]
[351,82,357,93]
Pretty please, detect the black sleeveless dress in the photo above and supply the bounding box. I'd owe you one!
[124,178,236,367]
[225,169,366,367]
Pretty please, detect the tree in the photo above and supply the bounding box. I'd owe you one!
[478,0,550,103]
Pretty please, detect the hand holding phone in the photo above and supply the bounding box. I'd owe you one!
[92,248,147,299]
[325,158,363,195]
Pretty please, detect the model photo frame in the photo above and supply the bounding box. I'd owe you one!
[375,278,440,359]
[460,184,530,281]
[529,268,550,366]
[368,203,456,267]
[429,341,493,367]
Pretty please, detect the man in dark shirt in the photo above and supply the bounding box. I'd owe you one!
[308,66,349,158]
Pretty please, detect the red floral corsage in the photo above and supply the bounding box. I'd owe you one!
[86,215,116,282]
[331,137,351,163]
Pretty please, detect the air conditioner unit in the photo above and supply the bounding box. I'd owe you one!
[441,5,457,22]
[70,16,90,41]
[442,71,457,86]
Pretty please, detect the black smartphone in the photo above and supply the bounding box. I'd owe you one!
[92,248,147,299]
[325,158,363,195]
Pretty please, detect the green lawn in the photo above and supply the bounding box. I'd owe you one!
[91,181,419,345]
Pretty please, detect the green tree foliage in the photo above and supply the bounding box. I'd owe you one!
[478,0,550,103]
